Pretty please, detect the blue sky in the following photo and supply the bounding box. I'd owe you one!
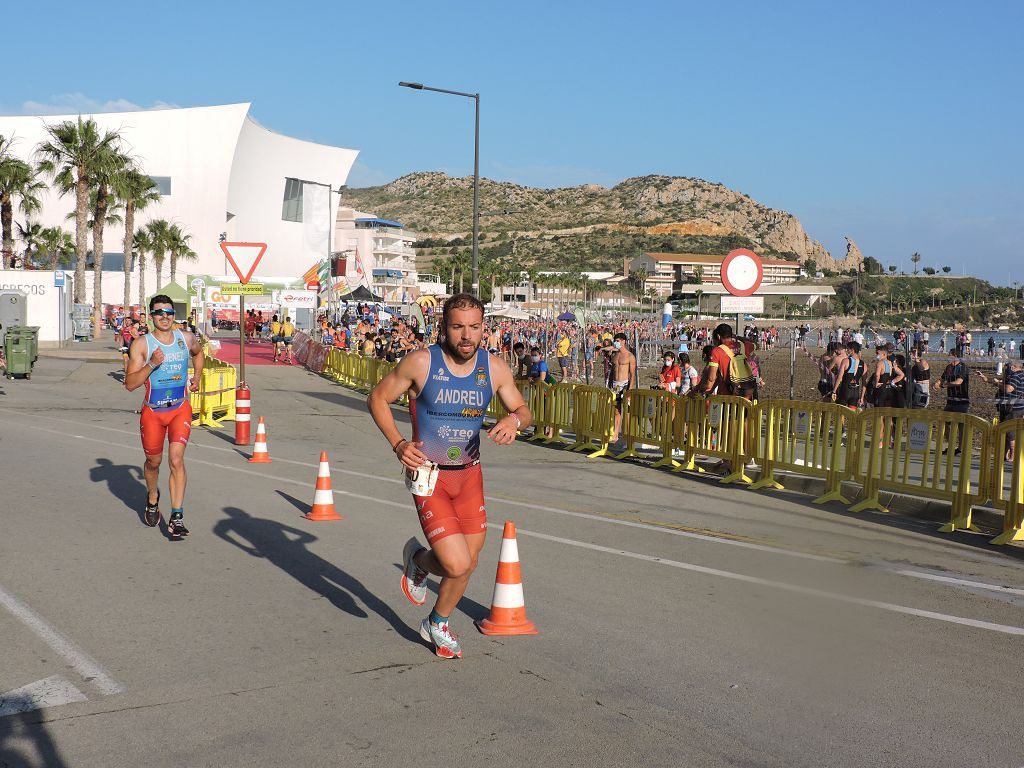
[4,0,1022,283]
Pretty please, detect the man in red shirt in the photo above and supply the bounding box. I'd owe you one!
[702,323,756,398]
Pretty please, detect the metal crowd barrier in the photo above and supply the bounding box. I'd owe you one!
[189,355,237,428]
[568,385,616,459]
[616,389,679,468]
[750,400,851,504]
[988,418,1024,544]
[847,407,992,533]
[676,395,754,485]
[528,382,574,445]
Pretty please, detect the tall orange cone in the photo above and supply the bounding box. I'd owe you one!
[248,416,272,463]
[305,452,342,521]
[476,520,538,636]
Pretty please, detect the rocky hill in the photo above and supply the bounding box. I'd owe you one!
[345,172,853,272]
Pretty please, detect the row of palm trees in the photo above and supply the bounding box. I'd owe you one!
[0,117,195,329]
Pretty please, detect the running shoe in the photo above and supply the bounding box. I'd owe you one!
[168,513,190,538]
[401,537,429,605]
[419,618,462,659]
[144,489,160,527]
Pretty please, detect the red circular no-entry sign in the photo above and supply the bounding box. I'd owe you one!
[721,249,763,297]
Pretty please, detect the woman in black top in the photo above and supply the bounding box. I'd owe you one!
[910,347,930,408]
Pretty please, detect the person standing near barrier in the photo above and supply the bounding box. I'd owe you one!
[124,295,204,537]
[831,341,864,410]
[702,324,756,400]
[658,351,682,393]
[933,349,970,454]
[978,361,1024,460]
[556,331,571,381]
[910,347,930,408]
[367,293,531,659]
[609,333,636,444]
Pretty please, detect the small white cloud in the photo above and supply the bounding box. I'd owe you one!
[13,93,179,116]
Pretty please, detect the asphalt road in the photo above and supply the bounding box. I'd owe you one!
[1,354,1023,768]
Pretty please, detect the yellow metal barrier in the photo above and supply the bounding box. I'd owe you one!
[675,395,754,484]
[750,400,852,504]
[527,382,574,445]
[847,407,992,532]
[569,385,616,458]
[989,418,1024,545]
[614,389,679,468]
[188,360,237,428]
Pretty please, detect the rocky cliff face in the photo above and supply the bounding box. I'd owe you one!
[346,172,853,270]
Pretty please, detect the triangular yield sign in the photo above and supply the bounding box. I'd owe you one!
[220,241,267,284]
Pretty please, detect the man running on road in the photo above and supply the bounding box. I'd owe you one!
[367,293,532,658]
[124,295,204,537]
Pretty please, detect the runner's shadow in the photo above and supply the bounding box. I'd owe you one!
[213,507,422,644]
[0,707,71,768]
[89,458,146,523]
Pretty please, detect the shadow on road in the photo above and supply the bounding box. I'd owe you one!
[275,490,312,516]
[213,507,423,644]
[0,708,70,768]
[89,458,146,524]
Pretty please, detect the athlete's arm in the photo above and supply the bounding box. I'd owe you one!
[124,337,159,392]
[487,354,531,445]
[186,332,204,392]
[367,349,430,470]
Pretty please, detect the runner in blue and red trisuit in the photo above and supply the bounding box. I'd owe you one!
[367,293,532,658]
[124,294,204,538]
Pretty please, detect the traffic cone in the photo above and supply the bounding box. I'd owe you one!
[476,520,538,636]
[305,452,342,521]
[248,416,272,463]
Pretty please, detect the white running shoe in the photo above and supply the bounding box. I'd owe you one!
[401,537,429,606]
[420,618,463,659]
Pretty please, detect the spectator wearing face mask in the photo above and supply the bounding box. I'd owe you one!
[658,351,682,393]
[528,346,555,385]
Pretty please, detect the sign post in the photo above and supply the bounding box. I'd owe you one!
[219,242,267,384]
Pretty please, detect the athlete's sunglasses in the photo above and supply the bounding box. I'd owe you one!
[150,309,176,317]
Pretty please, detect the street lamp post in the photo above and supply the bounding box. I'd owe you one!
[399,81,480,298]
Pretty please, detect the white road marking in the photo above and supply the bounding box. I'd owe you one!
[493,524,1024,637]
[0,585,125,696]
[0,676,87,717]
[8,414,1024,601]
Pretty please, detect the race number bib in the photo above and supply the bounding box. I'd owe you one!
[404,462,439,497]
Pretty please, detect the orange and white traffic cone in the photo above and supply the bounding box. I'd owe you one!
[305,451,342,521]
[248,416,272,463]
[476,520,538,636]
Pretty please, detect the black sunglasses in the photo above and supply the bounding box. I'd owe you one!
[151,308,176,317]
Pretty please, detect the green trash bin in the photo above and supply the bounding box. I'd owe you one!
[20,326,39,362]
[3,327,33,379]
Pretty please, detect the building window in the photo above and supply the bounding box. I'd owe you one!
[149,176,172,195]
[281,178,303,222]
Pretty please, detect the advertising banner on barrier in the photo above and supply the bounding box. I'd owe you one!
[274,290,317,309]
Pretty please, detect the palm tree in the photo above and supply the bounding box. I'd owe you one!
[692,265,705,284]
[15,220,44,268]
[134,227,153,309]
[37,227,75,270]
[88,155,128,330]
[145,219,173,288]
[110,167,160,313]
[166,223,196,284]
[0,136,46,269]
[910,252,922,275]
[35,118,122,303]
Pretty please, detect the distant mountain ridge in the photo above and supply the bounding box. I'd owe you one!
[345,171,848,271]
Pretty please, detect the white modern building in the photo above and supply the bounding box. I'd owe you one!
[329,209,444,303]
[0,103,358,302]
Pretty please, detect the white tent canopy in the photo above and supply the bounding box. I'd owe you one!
[487,305,532,319]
